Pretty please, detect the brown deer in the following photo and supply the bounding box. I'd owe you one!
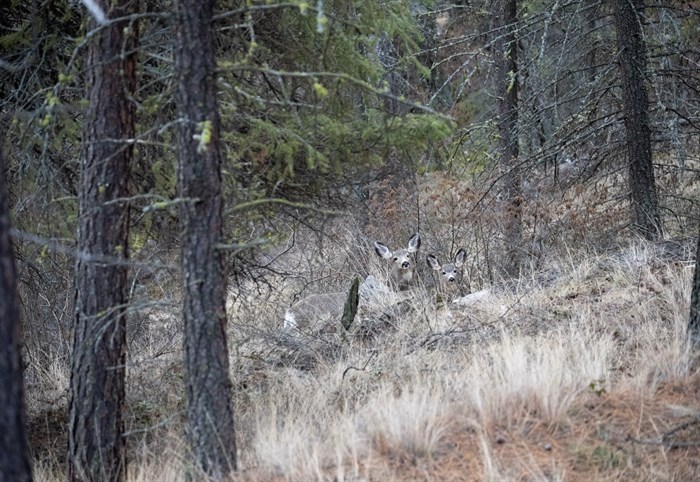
[374,233,421,290]
[426,248,466,296]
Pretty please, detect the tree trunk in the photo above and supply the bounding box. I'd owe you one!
[0,139,33,482]
[68,2,137,481]
[614,0,662,240]
[689,231,700,346]
[174,0,238,477]
[494,0,522,276]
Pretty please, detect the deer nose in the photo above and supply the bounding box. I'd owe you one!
[448,277,455,283]
[402,261,410,269]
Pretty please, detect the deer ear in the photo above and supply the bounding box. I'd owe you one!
[374,242,392,259]
[426,254,441,270]
[407,233,421,252]
[454,248,466,268]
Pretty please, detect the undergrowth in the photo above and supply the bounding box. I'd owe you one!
[26,237,700,481]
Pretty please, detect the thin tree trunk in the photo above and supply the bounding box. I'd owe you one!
[689,230,700,346]
[614,0,662,240]
[174,0,238,477]
[68,2,137,481]
[494,0,522,275]
[0,138,33,482]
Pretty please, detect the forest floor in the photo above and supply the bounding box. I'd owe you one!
[26,239,700,481]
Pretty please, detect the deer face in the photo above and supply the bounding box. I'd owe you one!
[374,233,421,288]
[427,248,466,290]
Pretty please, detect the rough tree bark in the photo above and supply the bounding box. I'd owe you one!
[68,1,137,481]
[0,139,33,482]
[689,230,700,346]
[494,0,522,275]
[614,0,662,240]
[174,0,238,477]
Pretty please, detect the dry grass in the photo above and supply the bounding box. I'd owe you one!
[26,237,700,481]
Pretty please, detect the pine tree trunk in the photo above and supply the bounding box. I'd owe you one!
[494,0,522,276]
[0,139,33,482]
[614,0,662,240]
[174,0,238,477]
[689,231,700,345]
[68,2,137,480]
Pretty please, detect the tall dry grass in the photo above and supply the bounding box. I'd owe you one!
[27,236,698,481]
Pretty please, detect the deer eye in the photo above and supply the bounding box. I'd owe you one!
[442,271,447,275]
[393,257,398,262]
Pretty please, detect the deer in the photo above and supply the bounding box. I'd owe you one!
[283,275,397,332]
[373,233,421,290]
[284,292,344,332]
[283,234,421,332]
[426,248,466,297]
